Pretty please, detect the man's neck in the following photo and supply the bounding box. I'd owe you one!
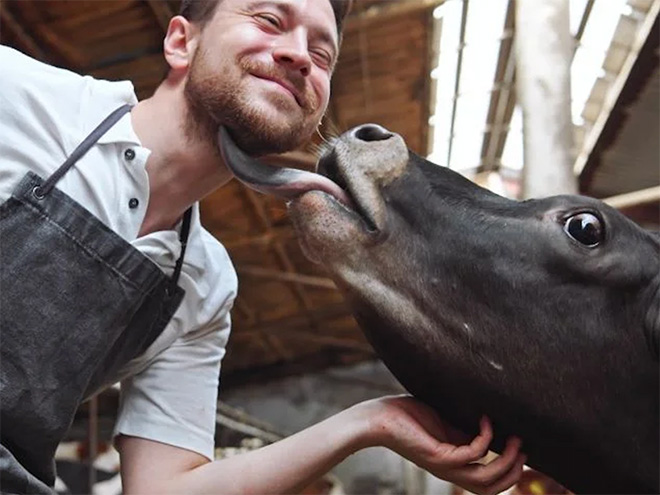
[130,84,232,236]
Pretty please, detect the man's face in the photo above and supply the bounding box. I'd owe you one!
[184,0,338,155]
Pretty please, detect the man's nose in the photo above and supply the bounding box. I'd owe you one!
[272,30,312,77]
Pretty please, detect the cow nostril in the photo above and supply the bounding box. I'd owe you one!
[353,124,393,142]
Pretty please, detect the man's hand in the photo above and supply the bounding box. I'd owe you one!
[119,395,525,495]
[353,395,526,495]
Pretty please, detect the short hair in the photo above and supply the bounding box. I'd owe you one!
[179,0,353,38]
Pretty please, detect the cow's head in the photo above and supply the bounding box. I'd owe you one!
[219,124,660,492]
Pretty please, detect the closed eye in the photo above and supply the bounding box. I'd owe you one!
[256,13,282,28]
[310,49,332,69]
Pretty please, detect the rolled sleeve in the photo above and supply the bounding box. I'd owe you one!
[113,312,231,460]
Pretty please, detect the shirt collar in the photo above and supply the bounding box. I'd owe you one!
[95,109,142,146]
[88,81,141,146]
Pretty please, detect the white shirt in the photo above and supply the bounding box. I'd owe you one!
[0,46,238,460]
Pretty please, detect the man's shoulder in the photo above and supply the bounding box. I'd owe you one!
[196,226,238,287]
[0,46,139,194]
[180,214,237,296]
[0,45,84,87]
[0,45,136,124]
[199,226,230,258]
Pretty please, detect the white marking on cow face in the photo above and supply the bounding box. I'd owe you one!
[487,359,504,371]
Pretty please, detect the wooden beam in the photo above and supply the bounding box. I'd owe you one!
[277,329,373,353]
[327,89,347,135]
[146,0,174,33]
[420,5,435,156]
[0,5,48,61]
[260,332,294,361]
[234,297,257,326]
[357,19,374,115]
[345,0,444,32]
[240,303,351,335]
[237,314,372,353]
[613,202,660,226]
[482,0,516,171]
[237,265,337,290]
[240,188,305,361]
[482,0,591,171]
[574,0,596,43]
[38,25,87,69]
[16,0,87,69]
[233,295,294,361]
[603,186,660,209]
[222,227,297,250]
[243,188,315,313]
[447,0,469,168]
[221,351,374,390]
[574,0,660,176]
[216,401,283,443]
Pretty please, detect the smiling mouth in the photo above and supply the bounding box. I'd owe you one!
[253,74,302,107]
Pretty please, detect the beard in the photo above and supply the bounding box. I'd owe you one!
[184,47,321,156]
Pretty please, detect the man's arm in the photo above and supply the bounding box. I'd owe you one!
[117,395,526,495]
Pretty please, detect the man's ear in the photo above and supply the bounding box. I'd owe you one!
[163,15,200,74]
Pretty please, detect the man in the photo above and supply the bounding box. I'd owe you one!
[0,0,526,493]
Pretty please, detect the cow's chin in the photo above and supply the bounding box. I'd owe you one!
[289,190,372,264]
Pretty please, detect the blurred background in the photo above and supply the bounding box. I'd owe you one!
[1,0,658,493]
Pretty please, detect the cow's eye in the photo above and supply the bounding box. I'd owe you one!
[563,212,604,247]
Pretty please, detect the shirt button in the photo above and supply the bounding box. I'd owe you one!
[128,198,139,209]
[124,148,136,161]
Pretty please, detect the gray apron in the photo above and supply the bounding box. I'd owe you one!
[0,105,192,494]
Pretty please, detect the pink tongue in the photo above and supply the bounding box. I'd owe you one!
[218,127,353,208]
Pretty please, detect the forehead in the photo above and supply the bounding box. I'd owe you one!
[221,0,338,42]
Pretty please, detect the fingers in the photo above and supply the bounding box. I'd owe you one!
[442,416,492,465]
[484,453,527,495]
[372,400,525,495]
[474,435,521,483]
[457,437,526,495]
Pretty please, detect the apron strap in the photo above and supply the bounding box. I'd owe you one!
[36,104,133,197]
[171,206,193,286]
[33,103,192,288]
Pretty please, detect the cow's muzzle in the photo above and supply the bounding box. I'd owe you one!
[218,123,408,235]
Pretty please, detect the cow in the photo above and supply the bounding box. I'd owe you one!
[219,124,660,494]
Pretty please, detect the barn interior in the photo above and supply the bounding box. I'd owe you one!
[1,0,658,493]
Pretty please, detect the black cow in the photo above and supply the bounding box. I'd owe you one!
[219,124,660,494]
